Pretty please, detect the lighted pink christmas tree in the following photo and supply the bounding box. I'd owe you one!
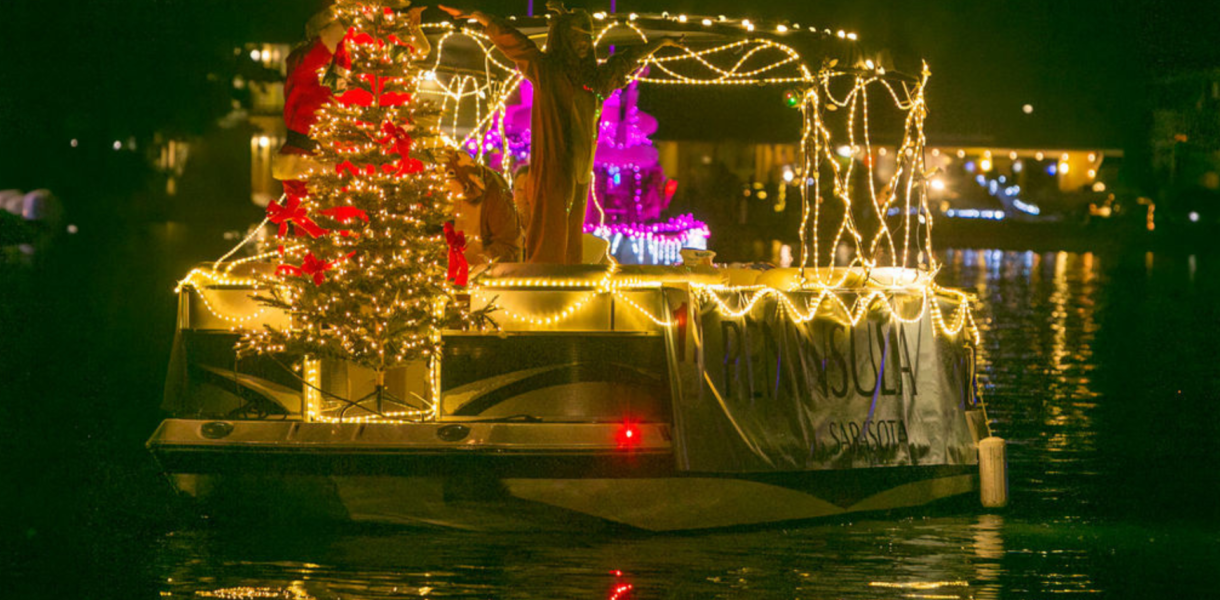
[470,76,708,264]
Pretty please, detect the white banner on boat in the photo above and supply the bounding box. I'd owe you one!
[668,291,978,473]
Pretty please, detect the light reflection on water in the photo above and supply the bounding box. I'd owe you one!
[157,511,1218,599]
[156,519,1007,599]
[132,247,1219,598]
[940,249,1108,518]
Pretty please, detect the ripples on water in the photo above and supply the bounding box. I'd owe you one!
[6,237,1220,599]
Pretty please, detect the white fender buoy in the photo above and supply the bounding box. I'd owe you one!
[979,436,1008,508]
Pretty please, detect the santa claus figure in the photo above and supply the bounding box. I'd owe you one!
[272,1,429,185]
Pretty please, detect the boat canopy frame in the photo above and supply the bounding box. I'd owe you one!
[419,12,940,280]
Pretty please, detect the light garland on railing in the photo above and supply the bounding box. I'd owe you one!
[928,283,980,344]
[697,285,772,319]
[612,289,674,326]
[693,282,977,341]
[465,271,977,342]
[180,266,977,341]
[182,281,270,327]
[175,243,305,327]
[470,260,668,327]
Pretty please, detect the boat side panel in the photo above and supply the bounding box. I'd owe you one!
[160,465,976,532]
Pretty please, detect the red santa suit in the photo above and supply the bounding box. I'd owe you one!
[272,7,429,188]
[273,24,349,187]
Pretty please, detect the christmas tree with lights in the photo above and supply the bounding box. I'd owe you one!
[239,0,481,420]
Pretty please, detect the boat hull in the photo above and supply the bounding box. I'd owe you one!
[150,419,977,532]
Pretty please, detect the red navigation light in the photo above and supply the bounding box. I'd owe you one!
[615,421,642,449]
[608,569,633,600]
[609,583,634,600]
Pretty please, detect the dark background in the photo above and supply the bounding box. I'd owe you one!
[1,0,1216,197]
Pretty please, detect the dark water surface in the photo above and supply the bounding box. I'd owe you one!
[3,224,1219,599]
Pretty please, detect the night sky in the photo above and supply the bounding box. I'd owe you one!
[0,0,1214,191]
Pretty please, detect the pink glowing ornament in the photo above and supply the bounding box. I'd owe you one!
[474,74,709,264]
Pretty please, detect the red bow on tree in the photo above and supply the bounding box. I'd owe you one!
[379,91,413,107]
[444,221,469,288]
[336,74,411,108]
[376,122,425,177]
[336,160,376,178]
[267,190,329,240]
[366,73,413,106]
[319,206,368,224]
[276,251,357,286]
[348,30,377,47]
[387,34,417,54]
[336,88,375,107]
[318,206,370,237]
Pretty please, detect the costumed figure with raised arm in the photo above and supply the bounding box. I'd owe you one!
[439,3,679,263]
